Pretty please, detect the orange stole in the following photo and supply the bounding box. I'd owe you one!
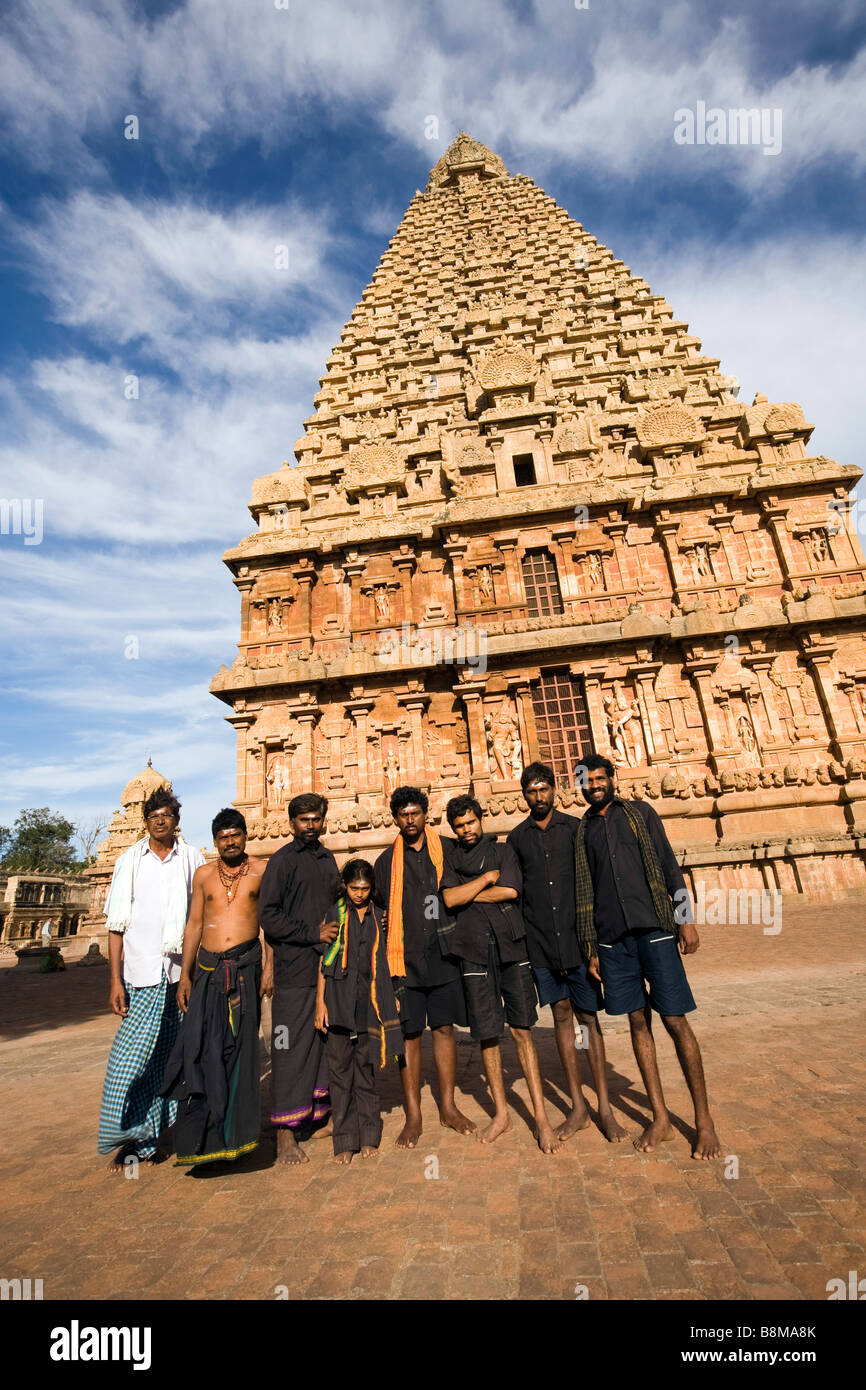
[386,829,445,979]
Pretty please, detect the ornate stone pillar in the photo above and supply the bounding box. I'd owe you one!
[744,654,785,744]
[399,690,429,784]
[236,576,255,641]
[458,680,492,792]
[294,711,318,792]
[393,546,416,626]
[799,635,844,756]
[346,694,375,791]
[582,674,608,760]
[759,498,796,582]
[629,661,663,762]
[342,552,365,632]
[686,659,728,765]
[290,558,317,638]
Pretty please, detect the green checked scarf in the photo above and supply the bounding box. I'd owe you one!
[574,798,678,962]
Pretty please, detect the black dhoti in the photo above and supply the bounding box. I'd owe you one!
[270,984,330,1131]
[161,938,262,1166]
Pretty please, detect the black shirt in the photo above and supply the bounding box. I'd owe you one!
[373,836,460,989]
[440,836,526,966]
[506,810,581,973]
[584,800,692,945]
[323,902,378,1034]
[258,836,342,989]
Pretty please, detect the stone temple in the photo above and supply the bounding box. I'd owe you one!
[211,132,866,899]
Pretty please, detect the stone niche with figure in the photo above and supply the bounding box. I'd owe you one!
[211,134,866,898]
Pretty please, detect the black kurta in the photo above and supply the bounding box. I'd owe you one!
[439,835,527,966]
[322,901,404,1060]
[583,799,692,944]
[507,810,582,973]
[258,836,342,1130]
[373,837,460,988]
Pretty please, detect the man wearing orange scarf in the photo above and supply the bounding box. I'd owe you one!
[374,786,475,1149]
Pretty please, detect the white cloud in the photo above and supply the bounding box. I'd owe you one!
[2,1,864,193]
[625,231,866,535]
[9,192,336,359]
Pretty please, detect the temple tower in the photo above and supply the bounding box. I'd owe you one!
[211,133,866,897]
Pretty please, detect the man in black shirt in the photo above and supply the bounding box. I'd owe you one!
[507,762,626,1144]
[374,786,474,1150]
[258,793,341,1165]
[577,753,721,1160]
[441,796,560,1153]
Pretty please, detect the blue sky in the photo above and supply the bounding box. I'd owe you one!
[1,0,865,852]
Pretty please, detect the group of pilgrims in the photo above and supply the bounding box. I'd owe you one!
[98,755,722,1172]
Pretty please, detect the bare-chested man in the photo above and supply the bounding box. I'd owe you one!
[160,808,271,1167]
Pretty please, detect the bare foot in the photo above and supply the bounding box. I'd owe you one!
[439,1106,477,1137]
[692,1122,722,1160]
[599,1110,628,1143]
[277,1129,309,1165]
[555,1105,591,1143]
[312,1119,333,1140]
[106,1142,138,1174]
[396,1115,423,1149]
[334,1150,353,1165]
[633,1117,674,1153]
[535,1124,562,1155]
[359,1145,378,1159]
[480,1112,511,1145]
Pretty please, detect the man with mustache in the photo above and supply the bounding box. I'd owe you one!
[576,754,721,1159]
[507,762,625,1144]
[441,795,560,1153]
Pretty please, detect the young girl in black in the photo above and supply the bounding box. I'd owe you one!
[314,858,403,1163]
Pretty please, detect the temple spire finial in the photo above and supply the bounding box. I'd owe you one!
[427,132,508,190]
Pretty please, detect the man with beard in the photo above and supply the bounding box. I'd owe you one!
[507,763,626,1144]
[258,794,341,1164]
[441,796,561,1153]
[374,786,475,1149]
[160,808,271,1167]
[98,788,204,1171]
[576,754,721,1159]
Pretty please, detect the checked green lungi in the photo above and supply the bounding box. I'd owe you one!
[97,977,181,1159]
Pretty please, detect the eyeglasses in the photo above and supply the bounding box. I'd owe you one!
[147,812,177,823]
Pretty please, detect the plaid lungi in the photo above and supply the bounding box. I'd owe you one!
[98,977,181,1158]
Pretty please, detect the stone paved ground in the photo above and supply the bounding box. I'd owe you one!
[1,901,864,1302]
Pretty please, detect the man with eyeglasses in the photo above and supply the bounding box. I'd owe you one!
[98,787,204,1171]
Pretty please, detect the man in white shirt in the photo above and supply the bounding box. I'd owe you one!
[98,788,204,1171]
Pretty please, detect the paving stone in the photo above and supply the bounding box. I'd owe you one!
[0,901,863,1301]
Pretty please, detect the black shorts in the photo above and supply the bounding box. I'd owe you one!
[398,976,467,1036]
[460,936,538,1040]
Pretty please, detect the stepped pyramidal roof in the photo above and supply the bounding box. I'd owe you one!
[210,132,866,903]
[223,129,799,566]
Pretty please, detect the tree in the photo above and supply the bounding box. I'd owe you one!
[0,808,78,875]
[75,816,109,868]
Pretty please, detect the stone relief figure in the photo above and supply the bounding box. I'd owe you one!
[585,552,604,590]
[424,723,441,769]
[267,597,284,631]
[737,714,757,753]
[383,749,401,798]
[692,544,712,580]
[266,754,290,810]
[604,681,644,767]
[806,529,829,564]
[374,586,392,623]
[478,566,494,602]
[485,702,524,781]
